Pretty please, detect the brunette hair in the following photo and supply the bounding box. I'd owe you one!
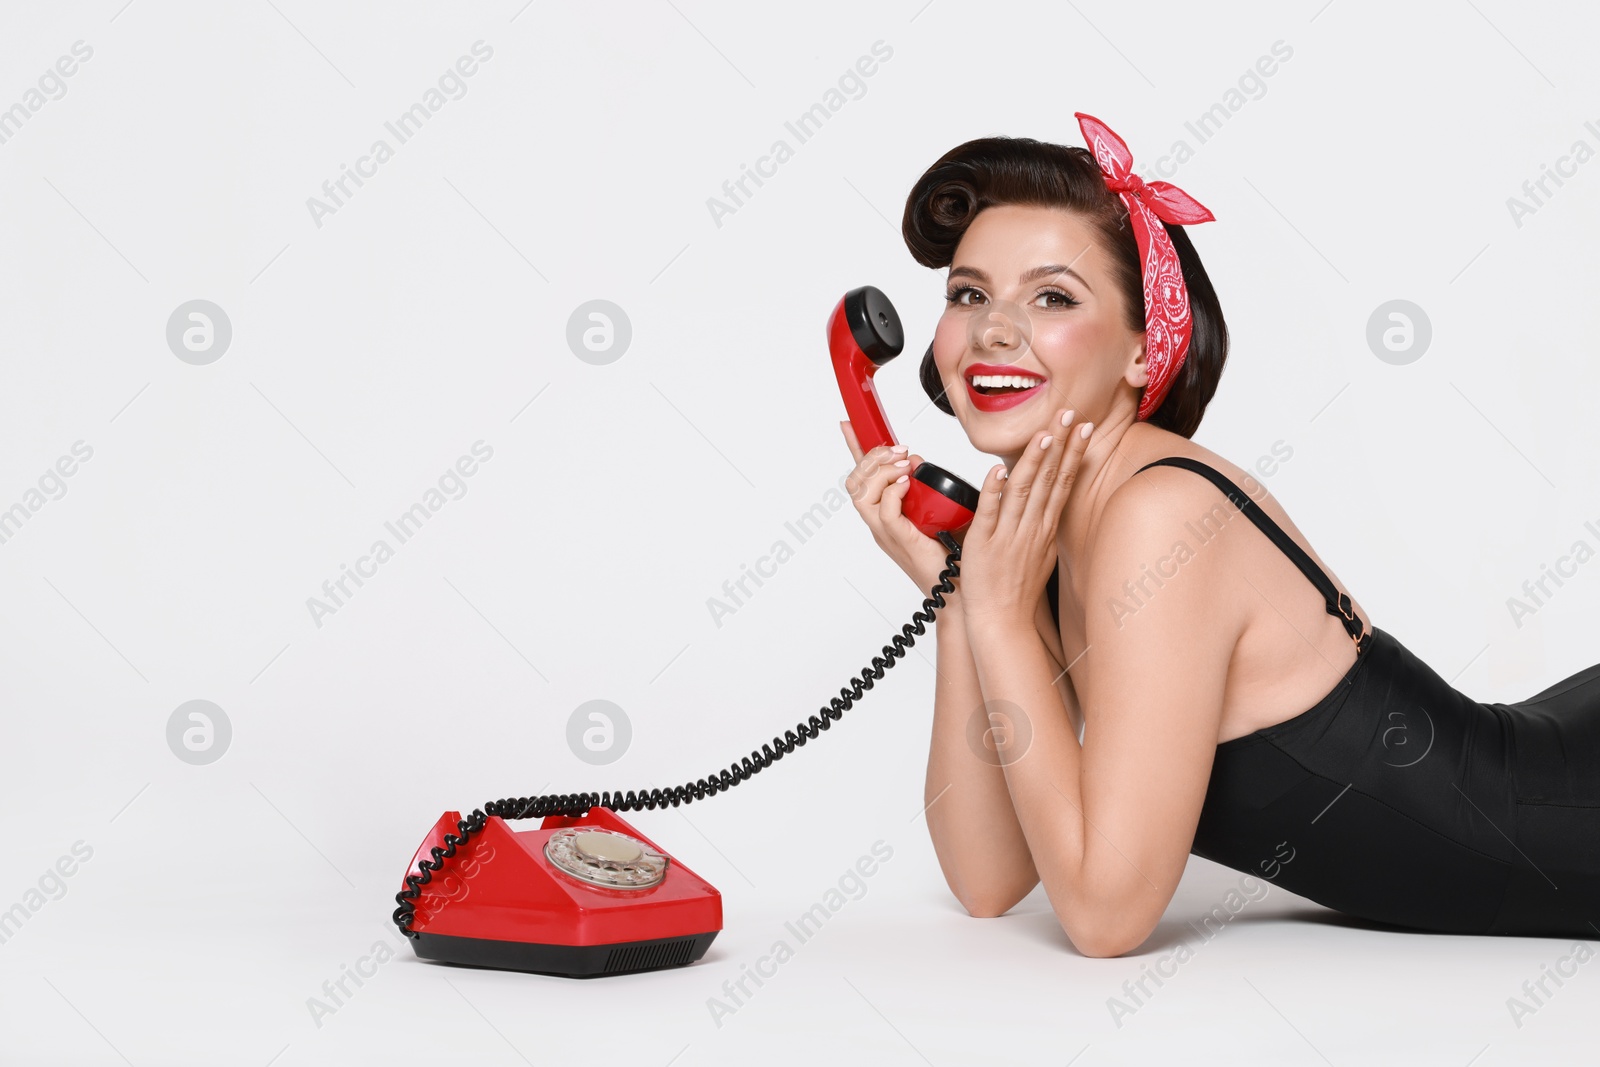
[901,136,1227,438]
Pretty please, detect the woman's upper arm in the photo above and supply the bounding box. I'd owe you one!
[1069,474,1244,955]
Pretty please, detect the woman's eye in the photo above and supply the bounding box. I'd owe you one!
[946,286,1076,308]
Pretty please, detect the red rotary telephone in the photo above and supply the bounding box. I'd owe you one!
[392,286,974,978]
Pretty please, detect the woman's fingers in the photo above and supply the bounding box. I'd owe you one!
[1025,408,1089,529]
[845,442,910,511]
[994,418,1059,531]
[966,461,1008,541]
[1042,414,1093,522]
[878,454,916,525]
[840,420,864,463]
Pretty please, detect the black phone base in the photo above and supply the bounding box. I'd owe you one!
[412,929,720,979]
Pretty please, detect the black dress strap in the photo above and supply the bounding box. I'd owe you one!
[1132,456,1369,653]
[1045,562,1061,628]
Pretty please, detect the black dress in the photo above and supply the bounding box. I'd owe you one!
[1043,455,1600,937]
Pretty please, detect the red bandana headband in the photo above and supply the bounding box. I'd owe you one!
[1074,112,1215,421]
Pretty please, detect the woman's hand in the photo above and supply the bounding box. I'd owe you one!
[840,420,963,599]
[958,408,1093,626]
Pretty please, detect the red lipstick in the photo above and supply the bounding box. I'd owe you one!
[963,361,1048,413]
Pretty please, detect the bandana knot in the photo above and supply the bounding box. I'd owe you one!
[1104,172,1147,198]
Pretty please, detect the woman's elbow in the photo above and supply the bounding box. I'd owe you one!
[960,895,1011,921]
[1066,924,1137,958]
[1059,903,1157,958]
[954,878,1036,918]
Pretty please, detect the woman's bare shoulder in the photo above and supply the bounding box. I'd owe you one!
[1101,426,1302,528]
[1100,432,1361,626]
[1100,432,1227,516]
[1092,432,1298,580]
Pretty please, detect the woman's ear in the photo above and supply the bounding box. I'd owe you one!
[1124,333,1149,390]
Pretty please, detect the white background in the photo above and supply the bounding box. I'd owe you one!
[1,1,1597,1064]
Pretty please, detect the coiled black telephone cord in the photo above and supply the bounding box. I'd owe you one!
[392,530,964,939]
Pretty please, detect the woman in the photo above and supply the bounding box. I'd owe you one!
[840,114,1600,957]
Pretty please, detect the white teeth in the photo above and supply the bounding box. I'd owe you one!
[970,374,1043,388]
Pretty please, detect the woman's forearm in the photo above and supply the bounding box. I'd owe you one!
[923,599,1041,916]
[964,615,1094,935]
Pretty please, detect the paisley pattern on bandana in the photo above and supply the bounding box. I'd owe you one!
[1075,113,1216,421]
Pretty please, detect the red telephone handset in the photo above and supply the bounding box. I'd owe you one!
[829,285,979,538]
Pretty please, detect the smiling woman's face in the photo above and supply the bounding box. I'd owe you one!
[932,202,1146,459]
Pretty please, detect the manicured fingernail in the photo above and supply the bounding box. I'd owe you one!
[1060,409,1075,426]
[1080,422,1093,438]
[890,444,909,453]
[894,474,909,483]
[893,458,910,467]
[996,466,1008,481]
[1039,435,1054,450]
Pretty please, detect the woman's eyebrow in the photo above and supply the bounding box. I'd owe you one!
[947,263,1093,293]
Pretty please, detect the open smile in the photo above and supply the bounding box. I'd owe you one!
[963,362,1047,412]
